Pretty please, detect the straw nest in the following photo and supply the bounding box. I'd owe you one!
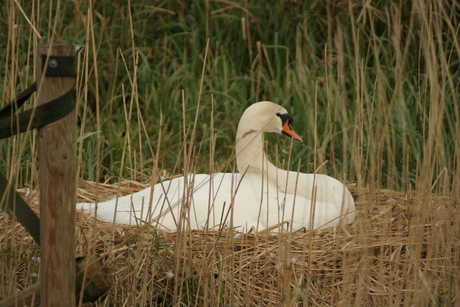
[1,179,460,306]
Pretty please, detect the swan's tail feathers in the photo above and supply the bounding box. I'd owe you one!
[76,202,96,213]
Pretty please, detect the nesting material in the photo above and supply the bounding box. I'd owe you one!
[1,179,459,306]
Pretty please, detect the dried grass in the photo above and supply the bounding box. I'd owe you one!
[1,1,459,306]
[2,180,459,306]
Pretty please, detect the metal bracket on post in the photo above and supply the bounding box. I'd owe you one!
[42,55,77,77]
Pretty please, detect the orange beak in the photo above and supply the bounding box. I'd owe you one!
[282,121,303,143]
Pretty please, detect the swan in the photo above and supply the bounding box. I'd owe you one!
[77,101,355,232]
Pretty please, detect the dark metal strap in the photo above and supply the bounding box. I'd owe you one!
[0,172,41,244]
[0,83,37,121]
[42,55,77,77]
[0,55,77,122]
[0,85,75,139]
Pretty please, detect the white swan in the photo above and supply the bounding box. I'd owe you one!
[77,101,355,232]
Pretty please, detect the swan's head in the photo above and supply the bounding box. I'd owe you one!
[239,101,303,143]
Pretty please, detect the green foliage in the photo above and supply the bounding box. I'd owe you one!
[1,0,459,193]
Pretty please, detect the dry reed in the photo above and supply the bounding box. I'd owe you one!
[2,180,459,306]
[1,1,460,306]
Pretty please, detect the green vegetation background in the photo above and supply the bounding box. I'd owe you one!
[1,0,459,194]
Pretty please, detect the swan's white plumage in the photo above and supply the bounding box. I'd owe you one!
[77,101,355,232]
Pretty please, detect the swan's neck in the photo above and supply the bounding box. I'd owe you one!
[236,126,266,174]
[235,126,285,182]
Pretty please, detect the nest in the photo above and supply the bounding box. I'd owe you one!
[1,180,460,306]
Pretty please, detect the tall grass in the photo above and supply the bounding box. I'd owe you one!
[1,0,459,306]
[1,0,459,194]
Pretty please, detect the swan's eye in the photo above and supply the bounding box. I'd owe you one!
[276,113,294,125]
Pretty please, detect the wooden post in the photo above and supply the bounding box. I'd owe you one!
[37,43,76,306]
